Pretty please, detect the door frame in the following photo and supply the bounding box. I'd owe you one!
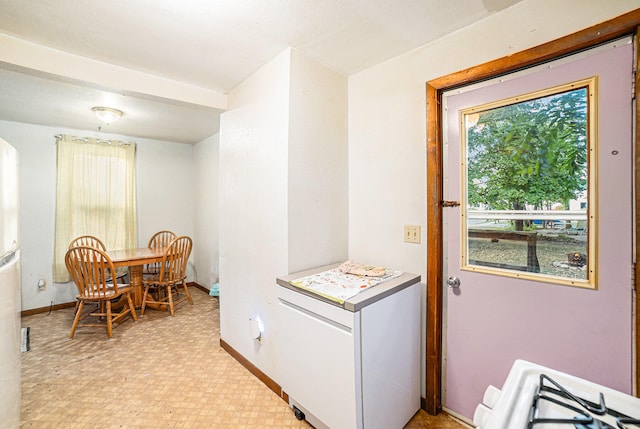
[425,8,640,415]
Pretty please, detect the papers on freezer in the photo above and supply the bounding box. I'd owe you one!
[289,262,403,304]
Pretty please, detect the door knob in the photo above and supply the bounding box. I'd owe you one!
[447,276,460,288]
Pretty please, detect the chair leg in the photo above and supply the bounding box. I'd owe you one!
[182,280,193,305]
[141,284,150,315]
[155,285,164,302]
[70,301,84,339]
[127,293,138,321]
[167,285,175,316]
[99,301,107,321]
[106,300,113,338]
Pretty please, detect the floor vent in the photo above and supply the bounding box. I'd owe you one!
[21,327,30,352]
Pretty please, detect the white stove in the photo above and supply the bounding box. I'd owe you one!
[474,360,640,428]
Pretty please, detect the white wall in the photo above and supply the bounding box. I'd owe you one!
[136,136,196,246]
[219,49,291,381]
[0,120,196,311]
[347,0,639,398]
[218,48,348,382]
[288,48,349,272]
[193,133,220,289]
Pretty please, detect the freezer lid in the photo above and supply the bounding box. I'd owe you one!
[277,263,421,312]
[0,138,19,259]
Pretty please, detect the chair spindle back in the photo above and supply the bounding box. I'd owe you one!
[65,246,120,298]
[69,235,107,251]
[158,236,192,282]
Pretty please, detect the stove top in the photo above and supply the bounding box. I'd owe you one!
[528,373,639,428]
[474,360,640,429]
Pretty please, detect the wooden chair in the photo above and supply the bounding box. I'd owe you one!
[69,235,128,282]
[144,230,177,276]
[65,246,138,338]
[141,236,193,316]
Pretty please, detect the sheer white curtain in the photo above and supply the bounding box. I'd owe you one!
[53,135,137,283]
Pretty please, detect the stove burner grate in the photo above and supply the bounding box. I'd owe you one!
[527,374,640,429]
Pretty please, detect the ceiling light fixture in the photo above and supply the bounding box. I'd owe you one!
[91,106,123,124]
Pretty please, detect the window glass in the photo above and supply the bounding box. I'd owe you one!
[461,78,596,288]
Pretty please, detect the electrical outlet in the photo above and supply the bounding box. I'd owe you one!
[37,279,46,291]
[404,225,421,244]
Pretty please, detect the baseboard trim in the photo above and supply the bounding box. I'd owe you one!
[189,282,209,294]
[21,301,76,317]
[219,338,287,402]
[21,282,208,317]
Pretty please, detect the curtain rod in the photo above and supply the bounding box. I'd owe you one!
[54,134,134,146]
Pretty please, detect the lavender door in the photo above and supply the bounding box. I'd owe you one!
[442,38,634,421]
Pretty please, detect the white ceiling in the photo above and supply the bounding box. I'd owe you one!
[0,0,521,144]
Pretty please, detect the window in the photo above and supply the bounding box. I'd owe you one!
[460,78,596,288]
[53,135,137,283]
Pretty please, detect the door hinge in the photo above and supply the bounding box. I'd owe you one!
[440,200,461,208]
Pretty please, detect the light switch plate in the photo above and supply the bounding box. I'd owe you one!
[404,225,421,244]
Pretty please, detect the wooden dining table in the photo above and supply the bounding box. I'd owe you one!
[108,247,165,308]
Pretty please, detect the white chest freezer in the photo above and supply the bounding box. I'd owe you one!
[276,264,421,429]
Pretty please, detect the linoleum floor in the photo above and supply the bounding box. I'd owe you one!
[20,288,468,428]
